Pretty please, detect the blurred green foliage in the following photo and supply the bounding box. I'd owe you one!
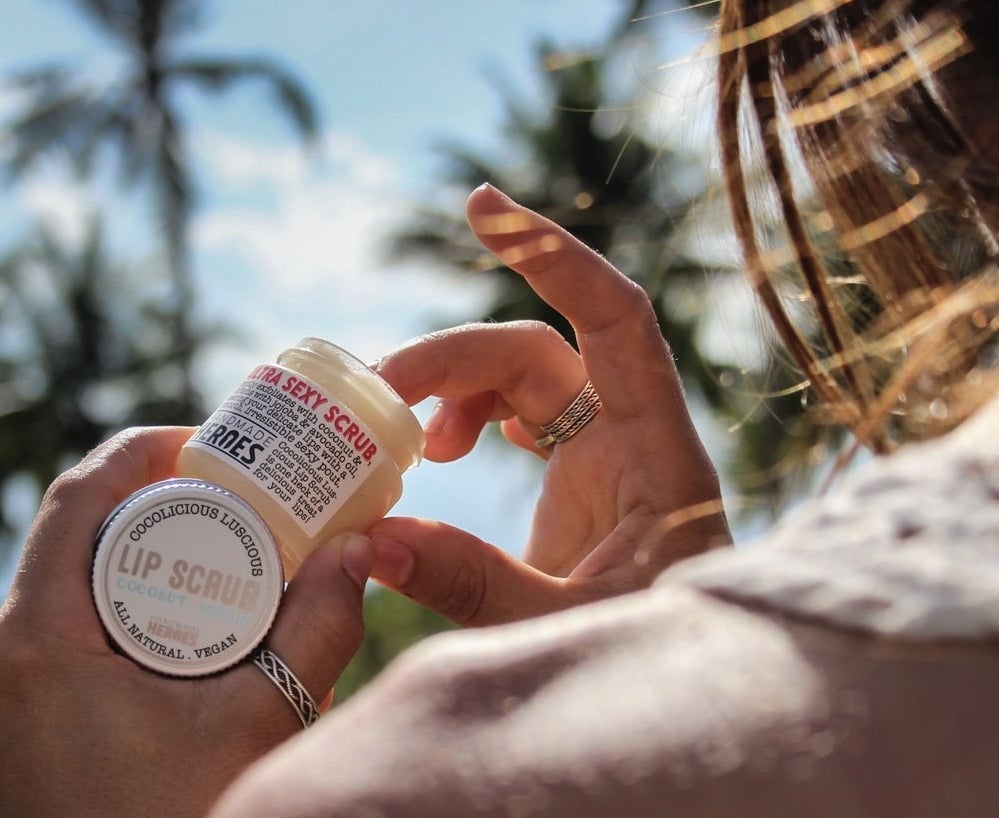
[0,0,319,541]
[335,587,456,704]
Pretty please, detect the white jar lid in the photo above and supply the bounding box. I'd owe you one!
[92,479,284,676]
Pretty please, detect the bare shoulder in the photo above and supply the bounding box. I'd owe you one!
[211,582,999,818]
[212,402,999,817]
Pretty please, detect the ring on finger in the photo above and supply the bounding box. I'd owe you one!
[535,380,602,448]
[251,646,320,728]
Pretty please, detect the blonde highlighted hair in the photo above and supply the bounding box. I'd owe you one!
[717,0,999,451]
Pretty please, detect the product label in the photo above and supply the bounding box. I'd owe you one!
[186,364,386,537]
[91,481,284,676]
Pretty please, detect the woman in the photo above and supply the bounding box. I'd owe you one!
[2,1,997,815]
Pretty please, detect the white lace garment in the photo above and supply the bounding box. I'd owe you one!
[663,397,999,639]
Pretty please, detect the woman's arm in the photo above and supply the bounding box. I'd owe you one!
[212,576,999,818]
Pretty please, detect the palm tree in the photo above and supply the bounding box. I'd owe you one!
[1,0,319,419]
[0,217,222,541]
[387,2,848,526]
[389,35,728,411]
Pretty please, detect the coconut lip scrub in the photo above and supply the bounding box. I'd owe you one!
[176,337,426,578]
[91,479,285,677]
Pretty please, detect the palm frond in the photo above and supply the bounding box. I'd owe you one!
[169,57,320,143]
[58,0,199,46]
[3,86,119,176]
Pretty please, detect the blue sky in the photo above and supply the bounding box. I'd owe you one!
[0,1,726,588]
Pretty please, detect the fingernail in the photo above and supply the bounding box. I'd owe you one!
[370,537,415,588]
[331,531,375,591]
[424,400,448,439]
[319,688,335,714]
[477,182,513,201]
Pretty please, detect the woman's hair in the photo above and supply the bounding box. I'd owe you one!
[717,0,999,451]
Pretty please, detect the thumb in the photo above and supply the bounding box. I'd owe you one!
[244,532,372,726]
[368,517,590,626]
[10,426,194,625]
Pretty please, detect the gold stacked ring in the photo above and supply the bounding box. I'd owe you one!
[535,380,602,448]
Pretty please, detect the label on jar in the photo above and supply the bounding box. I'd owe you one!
[185,364,386,537]
[91,479,284,677]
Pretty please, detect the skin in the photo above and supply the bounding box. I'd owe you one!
[0,427,374,818]
[208,184,999,817]
[365,184,732,625]
[211,586,999,818]
[5,176,997,815]
[0,185,730,817]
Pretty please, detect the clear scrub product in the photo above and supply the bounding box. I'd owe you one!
[176,337,425,578]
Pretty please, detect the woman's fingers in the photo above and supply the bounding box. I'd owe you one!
[464,184,717,495]
[423,393,510,462]
[368,517,594,626]
[375,185,696,470]
[14,425,372,733]
[376,321,588,441]
[370,188,727,604]
[501,416,553,459]
[235,533,373,728]
[465,184,681,419]
[11,426,195,625]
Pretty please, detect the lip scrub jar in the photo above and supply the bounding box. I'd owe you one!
[91,478,284,676]
[176,337,425,578]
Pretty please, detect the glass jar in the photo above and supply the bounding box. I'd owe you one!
[176,337,425,577]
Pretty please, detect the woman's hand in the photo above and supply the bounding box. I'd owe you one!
[369,184,731,625]
[0,427,373,818]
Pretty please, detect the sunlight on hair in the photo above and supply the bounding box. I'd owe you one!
[837,193,929,251]
[725,377,812,435]
[815,265,999,446]
[860,273,999,365]
[787,8,952,100]
[631,0,720,23]
[717,0,999,465]
[716,0,856,54]
[787,27,969,127]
